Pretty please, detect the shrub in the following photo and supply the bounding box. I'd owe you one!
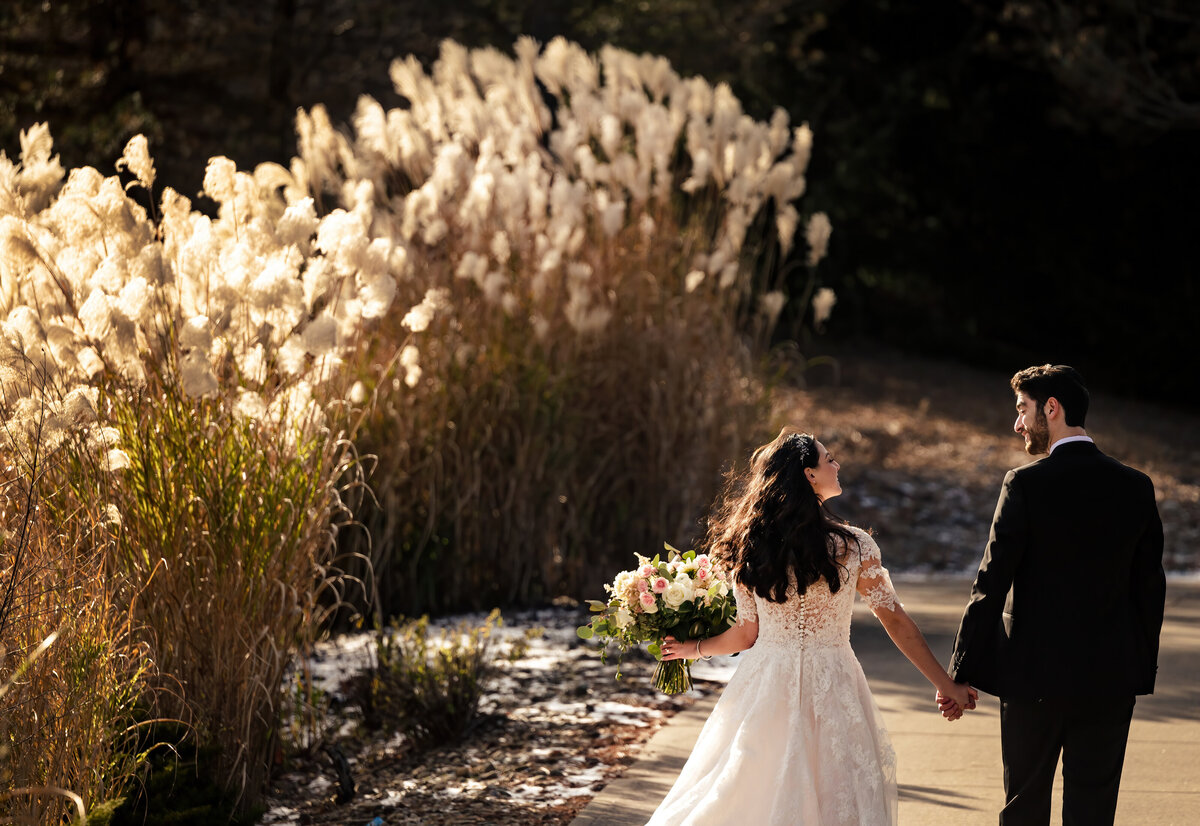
[355,610,500,752]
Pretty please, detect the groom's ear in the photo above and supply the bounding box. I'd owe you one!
[1044,396,1061,420]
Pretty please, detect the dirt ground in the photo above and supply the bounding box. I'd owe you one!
[776,345,1200,572]
[261,610,706,826]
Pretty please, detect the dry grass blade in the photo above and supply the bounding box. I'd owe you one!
[0,787,85,823]
[0,356,155,824]
[78,373,364,815]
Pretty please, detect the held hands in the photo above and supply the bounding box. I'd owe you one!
[935,682,978,722]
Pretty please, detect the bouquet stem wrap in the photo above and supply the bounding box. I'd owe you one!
[652,658,693,695]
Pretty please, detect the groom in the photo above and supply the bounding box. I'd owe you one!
[942,364,1165,825]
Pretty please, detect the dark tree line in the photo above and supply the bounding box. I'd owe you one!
[2,0,1197,406]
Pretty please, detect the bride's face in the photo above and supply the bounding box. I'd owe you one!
[805,440,842,501]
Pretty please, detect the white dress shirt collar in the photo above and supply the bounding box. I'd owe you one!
[1049,434,1094,454]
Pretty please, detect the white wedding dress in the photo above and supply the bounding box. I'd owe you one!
[646,527,899,826]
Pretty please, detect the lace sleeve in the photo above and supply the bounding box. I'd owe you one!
[855,531,901,615]
[734,581,758,625]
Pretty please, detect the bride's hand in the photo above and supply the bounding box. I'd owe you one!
[660,635,693,661]
[937,682,976,720]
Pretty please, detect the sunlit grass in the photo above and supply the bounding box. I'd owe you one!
[82,374,360,813]
[0,361,155,823]
[0,34,827,817]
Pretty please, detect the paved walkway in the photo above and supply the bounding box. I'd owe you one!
[572,576,1200,826]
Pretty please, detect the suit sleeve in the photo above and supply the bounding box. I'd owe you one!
[1132,477,1166,693]
[949,469,1028,685]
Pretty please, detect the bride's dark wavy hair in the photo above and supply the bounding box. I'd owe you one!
[706,428,860,602]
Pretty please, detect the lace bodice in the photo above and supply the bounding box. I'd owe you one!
[734,527,900,649]
[649,524,900,826]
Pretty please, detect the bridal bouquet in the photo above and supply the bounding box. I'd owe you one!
[577,544,737,694]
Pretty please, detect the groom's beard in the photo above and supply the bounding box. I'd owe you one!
[1024,408,1050,455]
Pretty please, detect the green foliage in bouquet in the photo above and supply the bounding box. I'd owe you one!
[577,544,737,694]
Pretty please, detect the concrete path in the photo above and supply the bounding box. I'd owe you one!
[572,576,1200,826]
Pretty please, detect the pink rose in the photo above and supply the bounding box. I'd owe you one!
[640,564,656,577]
[695,554,711,568]
[637,579,649,593]
[639,592,656,608]
[696,567,709,581]
[651,577,669,593]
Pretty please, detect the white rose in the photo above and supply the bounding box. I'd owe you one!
[663,580,691,610]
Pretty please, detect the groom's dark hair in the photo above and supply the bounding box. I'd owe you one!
[1011,364,1089,427]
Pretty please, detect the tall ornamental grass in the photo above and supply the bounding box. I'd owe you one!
[288,38,832,613]
[0,119,398,812]
[92,381,357,811]
[0,34,835,813]
[0,356,154,823]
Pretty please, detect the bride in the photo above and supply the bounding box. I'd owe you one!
[648,429,975,826]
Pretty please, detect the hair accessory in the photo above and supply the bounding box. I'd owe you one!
[786,432,815,464]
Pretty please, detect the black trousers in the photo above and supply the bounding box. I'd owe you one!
[999,695,1135,826]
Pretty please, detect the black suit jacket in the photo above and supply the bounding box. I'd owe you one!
[949,441,1165,699]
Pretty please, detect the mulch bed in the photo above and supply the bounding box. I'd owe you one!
[262,608,711,826]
